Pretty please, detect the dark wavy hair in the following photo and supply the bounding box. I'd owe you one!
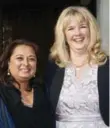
[0,39,39,89]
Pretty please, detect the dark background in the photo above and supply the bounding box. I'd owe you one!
[0,0,96,78]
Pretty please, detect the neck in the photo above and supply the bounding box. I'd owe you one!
[14,81,30,91]
[70,51,88,68]
[70,50,88,61]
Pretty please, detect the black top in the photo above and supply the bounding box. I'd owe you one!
[0,83,55,128]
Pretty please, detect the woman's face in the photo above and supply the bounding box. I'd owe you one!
[65,16,90,54]
[8,45,37,82]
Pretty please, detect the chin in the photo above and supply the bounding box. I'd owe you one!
[75,46,85,50]
[75,47,87,53]
[20,75,32,80]
[75,44,88,50]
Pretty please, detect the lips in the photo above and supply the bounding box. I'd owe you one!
[73,37,84,42]
[20,69,30,72]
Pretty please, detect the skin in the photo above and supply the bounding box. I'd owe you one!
[8,44,37,106]
[65,16,90,55]
[64,16,90,79]
[8,44,37,86]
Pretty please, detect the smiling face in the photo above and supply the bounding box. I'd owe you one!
[65,16,90,54]
[8,45,37,83]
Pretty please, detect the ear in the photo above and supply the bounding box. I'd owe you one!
[8,61,10,68]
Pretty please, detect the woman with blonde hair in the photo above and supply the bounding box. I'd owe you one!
[45,6,109,128]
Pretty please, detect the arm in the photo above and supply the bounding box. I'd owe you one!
[0,97,15,128]
[43,59,58,92]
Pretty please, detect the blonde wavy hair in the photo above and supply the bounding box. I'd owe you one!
[50,6,107,67]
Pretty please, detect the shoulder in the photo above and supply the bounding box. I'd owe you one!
[99,56,109,69]
[0,83,8,95]
[46,59,59,71]
[43,59,59,85]
[98,56,109,85]
[103,56,109,67]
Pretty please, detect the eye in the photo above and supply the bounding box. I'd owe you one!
[80,25,88,28]
[67,27,75,31]
[29,57,36,61]
[16,57,23,60]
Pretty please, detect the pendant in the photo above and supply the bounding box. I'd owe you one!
[76,67,80,70]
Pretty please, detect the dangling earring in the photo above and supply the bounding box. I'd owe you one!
[33,74,35,78]
[7,69,10,76]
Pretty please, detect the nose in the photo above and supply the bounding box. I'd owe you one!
[74,27,81,36]
[23,58,29,66]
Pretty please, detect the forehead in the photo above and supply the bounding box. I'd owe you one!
[12,45,35,55]
[64,14,88,28]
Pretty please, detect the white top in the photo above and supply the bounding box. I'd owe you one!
[56,64,108,128]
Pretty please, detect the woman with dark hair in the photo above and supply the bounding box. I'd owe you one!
[0,39,54,128]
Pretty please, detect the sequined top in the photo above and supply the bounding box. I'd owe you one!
[56,64,108,128]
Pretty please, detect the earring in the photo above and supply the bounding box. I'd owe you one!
[33,74,35,78]
[7,69,10,76]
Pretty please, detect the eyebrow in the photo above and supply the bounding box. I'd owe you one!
[80,23,88,25]
[28,55,36,58]
[67,25,75,28]
[15,54,36,58]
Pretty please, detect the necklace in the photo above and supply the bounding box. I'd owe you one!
[21,96,33,108]
[21,89,33,108]
[72,59,88,71]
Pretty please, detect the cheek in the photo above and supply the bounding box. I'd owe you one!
[33,65,37,70]
[9,63,19,76]
[31,62,37,70]
[65,32,72,42]
[9,61,19,70]
[84,29,90,38]
[31,65,37,75]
